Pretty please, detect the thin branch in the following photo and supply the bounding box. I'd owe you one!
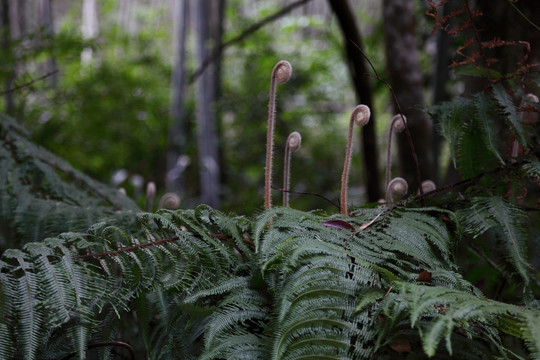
[0,70,58,95]
[189,0,312,82]
[348,40,424,201]
[275,186,340,210]
[78,236,179,259]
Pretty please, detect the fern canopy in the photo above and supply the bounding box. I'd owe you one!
[0,203,538,359]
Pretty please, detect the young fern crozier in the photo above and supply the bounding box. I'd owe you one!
[386,177,408,204]
[145,182,156,212]
[283,131,302,207]
[340,105,370,215]
[159,192,181,209]
[420,180,436,194]
[265,60,292,209]
[386,114,407,191]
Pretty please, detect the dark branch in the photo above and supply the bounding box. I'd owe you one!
[189,0,312,83]
[0,70,59,95]
[274,186,340,210]
[348,40,424,202]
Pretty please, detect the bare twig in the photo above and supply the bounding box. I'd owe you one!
[0,70,58,96]
[348,40,424,203]
[189,0,312,82]
[275,186,340,210]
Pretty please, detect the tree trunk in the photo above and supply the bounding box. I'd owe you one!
[81,0,98,64]
[430,0,456,184]
[167,0,189,193]
[192,0,221,208]
[40,0,57,87]
[327,0,381,202]
[382,0,433,191]
[1,0,14,113]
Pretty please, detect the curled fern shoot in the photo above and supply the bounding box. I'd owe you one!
[265,60,292,210]
[340,104,370,215]
[385,114,407,192]
[283,131,302,208]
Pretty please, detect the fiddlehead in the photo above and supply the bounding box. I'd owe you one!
[386,177,408,203]
[340,104,370,215]
[386,114,407,191]
[283,131,302,207]
[265,60,292,209]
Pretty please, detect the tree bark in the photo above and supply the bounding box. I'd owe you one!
[40,0,57,87]
[1,0,14,113]
[382,0,433,191]
[167,0,189,193]
[81,0,98,64]
[192,0,221,208]
[328,0,381,202]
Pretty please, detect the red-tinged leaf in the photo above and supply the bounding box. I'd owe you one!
[417,269,432,282]
[389,339,411,353]
[322,219,355,231]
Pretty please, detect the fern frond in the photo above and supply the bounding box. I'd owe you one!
[474,92,504,164]
[388,282,540,357]
[491,83,527,146]
[457,196,530,285]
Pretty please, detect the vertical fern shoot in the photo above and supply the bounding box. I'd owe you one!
[386,114,407,191]
[283,131,301,207]
[340,104,370,215]
[265,60,292,209]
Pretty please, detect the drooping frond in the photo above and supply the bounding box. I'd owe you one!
[383,282,540,357]
[0,114,140,251]
[491,83,527,146]
[457,196,530,285]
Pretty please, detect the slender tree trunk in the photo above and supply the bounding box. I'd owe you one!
[192,0,221,208]
[382,0,433,190]
[328,0,381,202]
[40,0,57,87]
[1,0,14,113]
[430,0,455,184]
[167,0,189,193]
[81,0,98,64]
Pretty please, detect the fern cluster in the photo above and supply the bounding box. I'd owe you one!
[0,198,538,359]
[0,114,140,251]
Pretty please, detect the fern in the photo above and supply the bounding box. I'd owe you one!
[457,196,530,286]
[491,83,527,146]
[383,282,540,357]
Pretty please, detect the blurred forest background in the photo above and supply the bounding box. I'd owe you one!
[1,0,539,214]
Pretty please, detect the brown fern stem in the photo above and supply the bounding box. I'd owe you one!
[340,105,370,215]
[265,60,292,209]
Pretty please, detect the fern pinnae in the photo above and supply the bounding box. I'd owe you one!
[491,83,527,146]
[473,92,504,164]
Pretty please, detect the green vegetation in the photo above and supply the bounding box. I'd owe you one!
[1,1,539,359]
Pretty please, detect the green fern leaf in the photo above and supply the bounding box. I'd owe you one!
[491,83,527,146]
[473,92,504,164]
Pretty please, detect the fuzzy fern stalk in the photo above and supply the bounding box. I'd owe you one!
[386,176,408,203]
[283,131,302,207]
[265,60,292,209]
[340,104,370,215]
[385,114,407,191]
[145,182,156,212]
